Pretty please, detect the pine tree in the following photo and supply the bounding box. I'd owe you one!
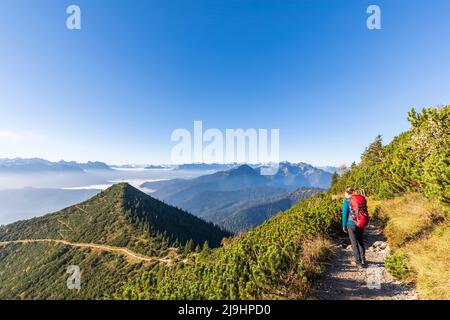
[184,239,194,254]
[361,135,384,166]
[331,172,339,188]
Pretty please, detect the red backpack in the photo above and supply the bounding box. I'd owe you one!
[349,194,369,228]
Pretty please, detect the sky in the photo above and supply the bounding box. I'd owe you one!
[0,0,449,166]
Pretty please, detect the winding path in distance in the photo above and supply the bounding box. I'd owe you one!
[0,239,171,263]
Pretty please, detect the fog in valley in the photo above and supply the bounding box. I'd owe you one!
[0,168,213,225]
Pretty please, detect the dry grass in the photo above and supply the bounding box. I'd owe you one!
[301,237,335,276]
[400,224,450,299]
[369,193,449,299]
[272,237,335,300]
[369,193,448,248]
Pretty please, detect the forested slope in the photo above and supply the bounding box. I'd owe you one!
[117,192,341,299]
[0,183,230,299]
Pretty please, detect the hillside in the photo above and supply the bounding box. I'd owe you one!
[0,183,230,299]
[200,188,323,233]
[371,194,449,299]
[178,187,287,218]
[118,192,341,299]
[329,105,449,299]
[117,106,449,300]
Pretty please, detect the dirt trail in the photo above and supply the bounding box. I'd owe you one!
[0,239,173,264]
[315,223,418,300]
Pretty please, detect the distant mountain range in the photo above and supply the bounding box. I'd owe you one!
[317,166,347,174]
[185,187,323,233]
[261,162,332,189]
[141,163,330,231]
[0,183,229,299]
[0,158,339,179]
[0,158,113,173]
[175,163,238,171]
[173,163,335,182]
[143,162,330,200]
[144,165,171,169]
[142,165,272,204]
[0,159,331,231]
[58,160,112,171]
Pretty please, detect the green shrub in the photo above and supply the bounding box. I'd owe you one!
[331,106,450,207]
[116,193,341,300]
[384,253,413,282]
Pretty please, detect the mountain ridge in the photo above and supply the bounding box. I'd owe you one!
[0,183,229,249]
[140,163,331,230]
[0,158,112,172]
[0,182,230,299]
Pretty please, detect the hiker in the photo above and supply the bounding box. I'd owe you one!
[342,188,367,267]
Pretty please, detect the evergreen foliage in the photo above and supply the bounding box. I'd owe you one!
[331,106,449,206]
[0,183,230,299]
[116,193,341,299]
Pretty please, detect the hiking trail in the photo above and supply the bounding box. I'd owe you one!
[315,223,418,300]
[0,239,177,265]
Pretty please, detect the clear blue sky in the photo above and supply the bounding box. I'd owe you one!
[1,0,449,166]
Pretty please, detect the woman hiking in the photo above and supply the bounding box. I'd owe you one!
[342,188,366,267]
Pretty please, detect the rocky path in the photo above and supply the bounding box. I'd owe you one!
[315,223,418,300]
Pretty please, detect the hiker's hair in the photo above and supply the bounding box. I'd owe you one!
[345,187,354,195]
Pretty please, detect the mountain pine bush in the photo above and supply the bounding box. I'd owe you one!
[331,106,449,207]
[116,193,341,300]
[115,105,449,300]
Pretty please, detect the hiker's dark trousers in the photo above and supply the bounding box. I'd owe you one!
[348,224,365,263]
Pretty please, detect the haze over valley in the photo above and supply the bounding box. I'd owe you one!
[0,158,332,228]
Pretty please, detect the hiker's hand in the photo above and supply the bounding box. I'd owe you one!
[343,227,347,233]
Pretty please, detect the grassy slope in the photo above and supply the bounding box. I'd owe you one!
[370,194,449,299]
